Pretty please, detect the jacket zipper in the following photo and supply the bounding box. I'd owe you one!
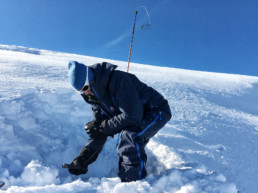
[91,85,114,118]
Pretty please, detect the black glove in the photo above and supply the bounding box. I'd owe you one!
[85,120,115,139]
[85,121,105,139]
[67,147,97,175]
[68,155,88,175]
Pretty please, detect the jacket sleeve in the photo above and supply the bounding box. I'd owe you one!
[103,74,144,134]
[80,135,108,166]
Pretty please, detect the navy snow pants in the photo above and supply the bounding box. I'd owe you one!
[117,108,171,182]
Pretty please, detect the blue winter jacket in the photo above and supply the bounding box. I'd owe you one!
[82,62,171,152]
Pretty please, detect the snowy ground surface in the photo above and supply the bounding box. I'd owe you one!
[0,45,258,193]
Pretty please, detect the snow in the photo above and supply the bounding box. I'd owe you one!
[0,44,258,193]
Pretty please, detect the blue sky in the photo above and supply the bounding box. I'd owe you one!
[0,0,258,76]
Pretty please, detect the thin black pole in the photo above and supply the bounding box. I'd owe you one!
[127,10,138,73]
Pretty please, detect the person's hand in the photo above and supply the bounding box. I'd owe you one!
[67,155,88,175]
[85,121,104,139]
[63,147,98,175]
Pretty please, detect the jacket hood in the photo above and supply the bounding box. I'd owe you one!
[90,62,117,89]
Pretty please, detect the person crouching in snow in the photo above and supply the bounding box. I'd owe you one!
[67,61,172,182]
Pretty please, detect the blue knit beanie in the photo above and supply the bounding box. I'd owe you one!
[68,61,95,91]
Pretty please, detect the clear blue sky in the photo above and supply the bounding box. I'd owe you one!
[1,0,258,76]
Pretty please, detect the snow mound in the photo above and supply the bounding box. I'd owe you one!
[20,160,59,186]
[0,45,41,55]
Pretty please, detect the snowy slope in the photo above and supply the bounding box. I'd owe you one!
[0,45,258,193]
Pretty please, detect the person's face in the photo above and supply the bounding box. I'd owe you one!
[80,85,94,96]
